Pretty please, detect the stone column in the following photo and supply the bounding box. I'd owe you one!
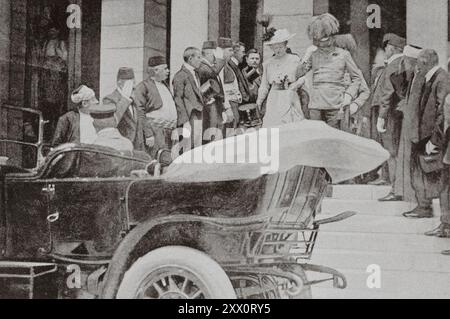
[407,0,448,69]
[99,0,146,97]
[0,0,10,142]
[313,0,329,15]
[170,0,209,82]
[230,0,240,41]
[208,0,220,40]
[350,0,370,81]
[144,0,169,73]
[262,0,314,59]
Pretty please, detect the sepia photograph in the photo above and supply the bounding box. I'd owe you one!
[0,0,449,302]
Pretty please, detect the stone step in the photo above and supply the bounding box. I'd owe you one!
[311,248,450,273]
[317,214,440,235]
[320,198,435,217]
[314,231,450,254]
[330,185,392,201]
[308,268,450,298]
[312,287,398,299]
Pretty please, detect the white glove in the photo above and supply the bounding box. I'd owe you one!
[342,94,352,107]
[222,109,235,124]
[377,118,386,133]
[349,103,359,115]
[302,45,317,63]
[426,141,439,155]
[288,77,305,91]
[120,80,134,99]
[146,137,155,148]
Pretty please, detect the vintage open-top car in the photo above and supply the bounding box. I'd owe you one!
[0,106,389,299]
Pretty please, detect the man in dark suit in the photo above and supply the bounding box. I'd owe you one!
[134,57,178,157]
[403,49,450,219]
[242,49,262,103]
[374,33,406,202]
[223,41,251,129]
[423,92,450,241]
[173,47,205,149]
[197,40,225,141]
[103,67,149,152]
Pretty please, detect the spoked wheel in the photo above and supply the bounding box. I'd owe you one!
[116,246,236,299]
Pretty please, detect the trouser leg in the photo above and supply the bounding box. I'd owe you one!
[190,111,203,149]
[324,110,341,130]
[309,109,341,129]
[411,152,433,209]
[440,168,450,225]
[309,110,323,121]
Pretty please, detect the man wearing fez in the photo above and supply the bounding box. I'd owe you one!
[372,33,406,202]
[173,47,205,149]
[404,50,450,220]
[197,40,226,138]
[90,102,134,152]
[103,67,148,152]
[134,56,177,156]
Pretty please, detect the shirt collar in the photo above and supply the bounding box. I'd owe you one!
[231,57,239,66]
[425,66,440,82]
[386,53,403,65]
[183,63,196,73]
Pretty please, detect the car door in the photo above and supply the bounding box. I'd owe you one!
[3,172,53,260]
[44,149,147,258]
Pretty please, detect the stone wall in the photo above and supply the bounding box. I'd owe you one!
[262,0,314,59]
[0,0,10,105]
[144,0,169,72]
[170,0,208,82]
[407,0,448,69]
[100,0,146,97]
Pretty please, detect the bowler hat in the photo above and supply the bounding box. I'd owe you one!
[202,40,217,50]
[148,56,167,67]
[117,67,135,80]
[403,44,423,59]
[218,37,233,49]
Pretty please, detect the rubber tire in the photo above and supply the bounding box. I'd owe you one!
[116,246,237,299]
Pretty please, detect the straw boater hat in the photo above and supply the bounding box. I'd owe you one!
[403,44,423,59]
[264,29,296,45]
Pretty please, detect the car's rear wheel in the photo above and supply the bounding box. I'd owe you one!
[116,246,236,299]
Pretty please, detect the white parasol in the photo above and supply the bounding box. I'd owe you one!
[164,120,390,183]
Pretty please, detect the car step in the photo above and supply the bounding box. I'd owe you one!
[0,261,58,299]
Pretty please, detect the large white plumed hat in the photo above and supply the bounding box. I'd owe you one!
[264,29,296,45]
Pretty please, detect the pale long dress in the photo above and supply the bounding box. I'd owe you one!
[257,54,305,128]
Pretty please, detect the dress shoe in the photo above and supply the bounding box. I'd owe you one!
[378,193,403,202]
[368,179,389,186]
[403,207,433,219]
[424,224,450,238]
[442,250,450,256]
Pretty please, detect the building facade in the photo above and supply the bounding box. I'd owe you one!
[0,0,449,166]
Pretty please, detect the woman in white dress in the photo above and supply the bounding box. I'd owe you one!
[256,29,306,128]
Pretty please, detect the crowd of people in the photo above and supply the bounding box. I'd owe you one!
[50,13,450,255]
